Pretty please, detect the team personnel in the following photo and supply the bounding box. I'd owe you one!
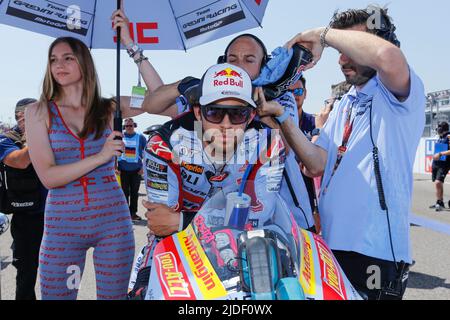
[430,121,450,211]
[258,5,426,299]
[118,118,146,221]
[0,98,46,300]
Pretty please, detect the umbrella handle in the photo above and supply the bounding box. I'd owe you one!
[114,0,122,135]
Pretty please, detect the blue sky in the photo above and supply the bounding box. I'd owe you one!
[1,0,449,131]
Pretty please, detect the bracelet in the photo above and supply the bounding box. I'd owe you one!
[275,109,290,125]
[134,54,148,65]
[126,43,142,58]
[320,26,331,48]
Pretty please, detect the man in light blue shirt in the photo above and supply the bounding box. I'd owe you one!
[257,5,425,299]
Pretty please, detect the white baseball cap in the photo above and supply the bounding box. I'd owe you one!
[199,63,256,108]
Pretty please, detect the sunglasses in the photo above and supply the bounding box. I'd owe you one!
[201,104,253,125]
[289,88,304,97]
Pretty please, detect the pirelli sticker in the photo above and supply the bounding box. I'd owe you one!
[147,181,168,191]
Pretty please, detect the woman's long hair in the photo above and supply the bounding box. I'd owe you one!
[39,37,113,140]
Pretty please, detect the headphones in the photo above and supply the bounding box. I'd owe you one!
[365,5,401,47]
[331,6,401,48]
[217,34,271,66]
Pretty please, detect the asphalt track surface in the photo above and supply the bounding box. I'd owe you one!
[1,174,449,300]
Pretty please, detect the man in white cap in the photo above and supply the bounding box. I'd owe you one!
[142,63,286,234]
[127,64,286,297]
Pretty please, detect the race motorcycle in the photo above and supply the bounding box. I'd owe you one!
[128,192,362,300]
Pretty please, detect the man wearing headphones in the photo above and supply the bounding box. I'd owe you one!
[118,118,147,221]
[258,6,426,299]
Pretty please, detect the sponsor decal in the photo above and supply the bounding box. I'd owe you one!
[179,2,245,39]
[299,230,316,295]
[146,159,168,174]
[147,181,168,191]
[181,161,204,174]
[207,215,225,227]
[250,199,264,213]
[147,136,172,160]
[314,235,347,300]
[147,170,167,181]
[176,145,201,158]
[194,215,215,244]
[113,21,158,45]
[178,226,227,299]
[214,67,243,79]
[247,219,259,228]
[5,0,92,35]
[184,186,208,197]
[154,239,194,299]
[148,191,168,202]
[181,171,200,186]
[207,172,229,183]
[213,73,244,88]
[11,201,34,208]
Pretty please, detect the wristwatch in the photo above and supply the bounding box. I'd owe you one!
[311,128,321,137]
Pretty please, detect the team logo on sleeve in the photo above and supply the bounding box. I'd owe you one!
[147,135,173,161]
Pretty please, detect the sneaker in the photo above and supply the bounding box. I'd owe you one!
[131,214,143,221]
[430,201,445,211]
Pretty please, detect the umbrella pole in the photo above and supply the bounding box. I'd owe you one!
[114,0,122,133]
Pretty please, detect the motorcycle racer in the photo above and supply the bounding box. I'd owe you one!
[128,64,286,295]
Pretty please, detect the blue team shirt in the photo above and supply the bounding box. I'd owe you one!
[315,68,425,263]
[0,135,20,161]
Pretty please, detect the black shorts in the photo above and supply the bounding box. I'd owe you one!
[332,250,409,300]
[432,163,450,182]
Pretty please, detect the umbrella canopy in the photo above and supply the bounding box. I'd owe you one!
[0,0,268,50]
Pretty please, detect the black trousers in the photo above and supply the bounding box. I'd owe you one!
[333,250,409,300]
[10,213,44,300]
[120,169,141,215]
